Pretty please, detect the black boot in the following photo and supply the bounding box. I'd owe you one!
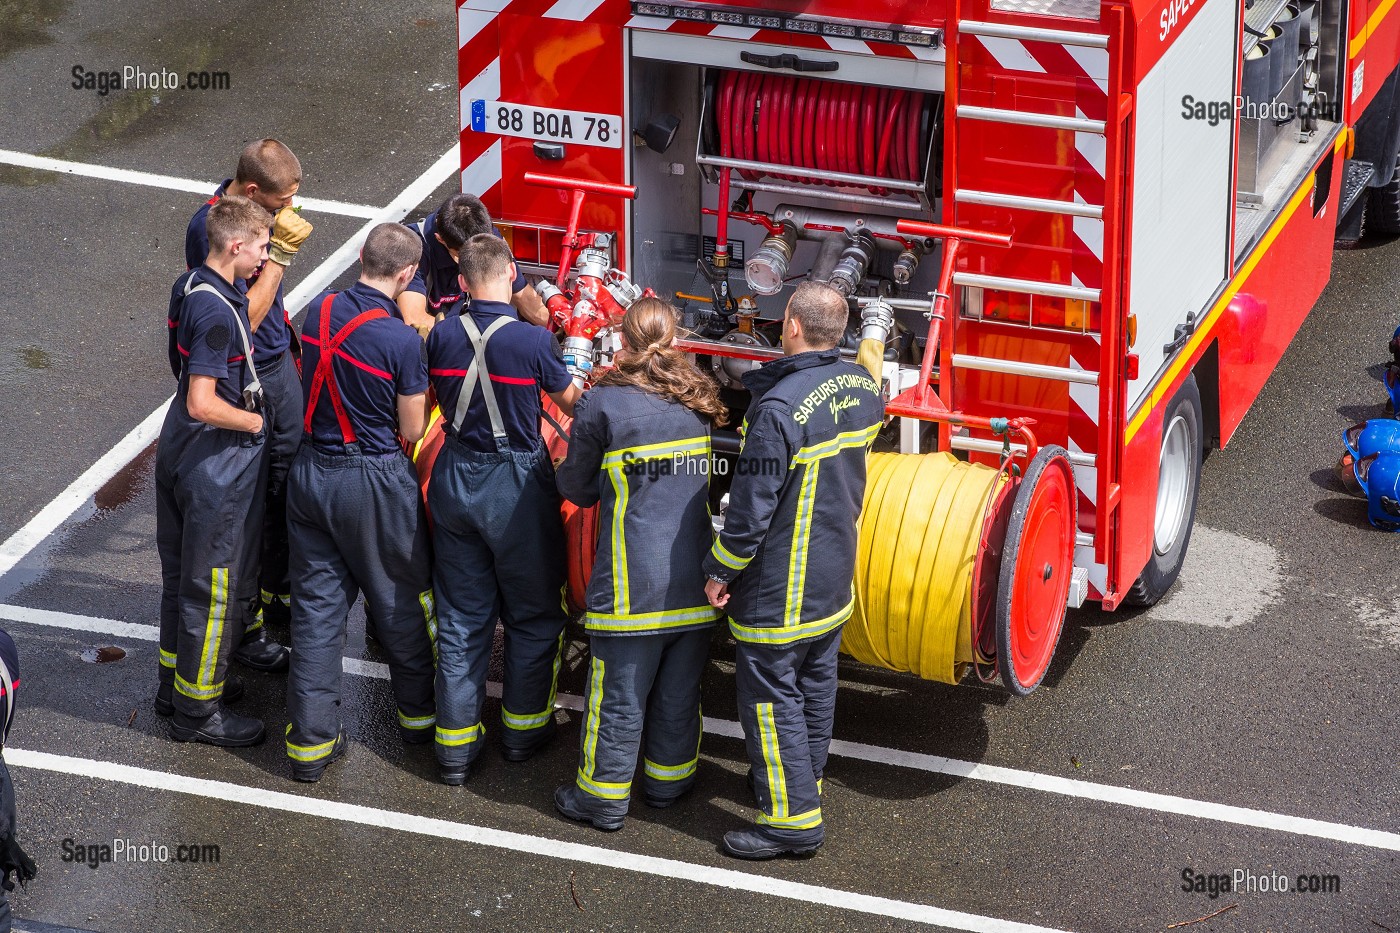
[232,627,290,673]
[291,731,349,783]
[170,706,266,747]
[154,676,244,718]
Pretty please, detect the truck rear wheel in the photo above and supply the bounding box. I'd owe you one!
[1367,155,1400,235]
[1125,375,1202,607]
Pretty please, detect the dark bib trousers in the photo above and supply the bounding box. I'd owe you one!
[258,348,303,609]
[156,425,269,717]
[734,626,842,845]
[427,438,568,767]
[575,628,710,815]
[285,447,437,761]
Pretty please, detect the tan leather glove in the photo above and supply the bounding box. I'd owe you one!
[269,207,313,266]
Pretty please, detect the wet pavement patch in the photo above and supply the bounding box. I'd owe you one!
[78,646,125,663]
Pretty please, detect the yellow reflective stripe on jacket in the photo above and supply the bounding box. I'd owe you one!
[783,461,820,626]
[758,807,823,830]
[581,656,604,780]
[196,567,229,688]
[729,595,854,645]
[576,770,631,800]
[790,422,880,466]
[158,648,177,670]
[435,722,484,746]
[643,757,697,782]
[607,467,630,615]
[174,673,222,700]
[600,435,710,468]
[397,710,436,730]
[584,605,722,632]
[709,538,751,571]
[284,724,337,762]
[757,702,787,819]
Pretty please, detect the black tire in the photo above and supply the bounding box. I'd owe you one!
[1367,155,1400,236]
[1125,375,1203,607]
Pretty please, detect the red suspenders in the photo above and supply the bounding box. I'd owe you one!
[303,294,389,445]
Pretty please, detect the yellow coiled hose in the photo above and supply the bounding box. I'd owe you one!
[843,451,1006,685]
[844,337,1006,684]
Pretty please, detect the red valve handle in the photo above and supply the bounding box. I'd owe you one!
[523,172,638,200]
[895,219,1012,248]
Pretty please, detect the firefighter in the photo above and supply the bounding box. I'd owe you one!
[157,195,275,746]
[702,281,884,859]
[397,193,549,335]
[283,223,438,782]
[425,234,581,785]
[0,627,36,933]
[185,138,312,662]
[551,298,726,831]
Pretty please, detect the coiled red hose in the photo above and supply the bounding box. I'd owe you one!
[716,69,925,190]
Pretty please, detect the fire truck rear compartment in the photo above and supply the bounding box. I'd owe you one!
[627,52,945,347]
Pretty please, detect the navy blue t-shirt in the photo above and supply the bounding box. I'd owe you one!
[186,180,292,365]
[426,299,569,453]
[167,267,257,409]
[301,282,429,456]
[403,212,527,310]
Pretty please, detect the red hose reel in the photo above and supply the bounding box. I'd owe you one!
[715,69,929,189]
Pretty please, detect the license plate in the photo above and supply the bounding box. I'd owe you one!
[468,100,624,150]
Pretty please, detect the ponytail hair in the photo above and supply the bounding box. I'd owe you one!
[597,298,729,427]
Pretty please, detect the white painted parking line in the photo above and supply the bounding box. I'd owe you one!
[4,603,1398,854]
[0,144,461,584]
[6,748,1069,933]
[0,149,381,218]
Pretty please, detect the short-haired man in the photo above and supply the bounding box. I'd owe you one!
[425,234,580,785]
[185,138,312,666]
[157,195,276,746]
[703,281,884,859]
[398,193,548,334]
[283,223,437,782]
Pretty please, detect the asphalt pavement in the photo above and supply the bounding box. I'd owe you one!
[0,3,1396,932]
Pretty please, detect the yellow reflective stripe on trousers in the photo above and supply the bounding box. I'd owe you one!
[581,655,604,780]
[197,567,229,688]
[607,467,630,616]
[435,722,484,746]
[709,537,751,571]
[599,435,711,468]
[584,604,722,632]
[174,673,222,700]
[643,757,697,782]
[576,770,631,800]
[158,648,177,669]
[784,461,820,626]
[729,595,853,646]
[758,807,823,830]
[790,422,880,465]
[284,724,336,762]
[419,589,438,662]
[756,702,786,819]
[503,631,563,730]
[397,710,436,730]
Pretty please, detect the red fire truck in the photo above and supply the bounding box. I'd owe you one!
[443,0,1400,693]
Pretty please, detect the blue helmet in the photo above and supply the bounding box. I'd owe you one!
[1343,418,1400,460]
[1354,451,1400,531]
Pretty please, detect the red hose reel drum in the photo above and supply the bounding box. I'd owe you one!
[714,69,932,190]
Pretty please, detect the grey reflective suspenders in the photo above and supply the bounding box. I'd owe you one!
[453,314,517,443]
[183,275,265,411]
